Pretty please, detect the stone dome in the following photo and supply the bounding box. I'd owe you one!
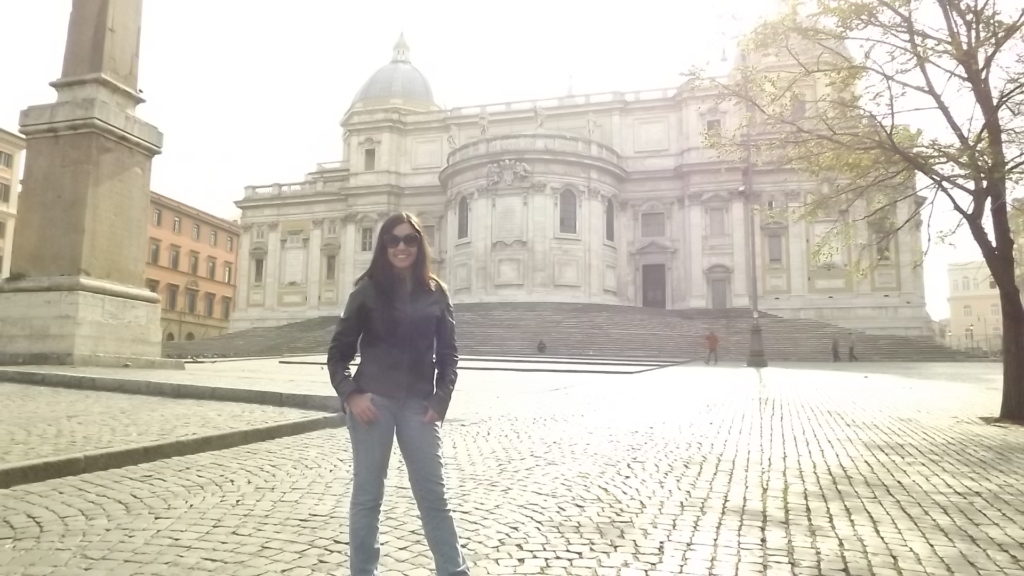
[350,35,438,111]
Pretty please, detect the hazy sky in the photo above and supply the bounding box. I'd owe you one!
[0,0,980,319]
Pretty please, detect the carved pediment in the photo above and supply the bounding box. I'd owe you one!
[700,190,733,204]
[493,239,528,249]
[632,240,675,255]
[321,239,341,255]
[705,264,732,278]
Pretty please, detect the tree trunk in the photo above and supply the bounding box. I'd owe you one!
[999,287,1024,421]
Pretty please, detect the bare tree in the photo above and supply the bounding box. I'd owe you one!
[701,0,1024,419]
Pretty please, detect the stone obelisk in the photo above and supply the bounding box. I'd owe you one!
[0,0,176,368]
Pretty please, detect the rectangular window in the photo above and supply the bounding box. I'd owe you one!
[325,255,337,281]
[361,227,374,252]
[186,289,198,314]
[204,293,215,317]
[255,227,265,240]
[989,278,997,289]
[165,284,179,310]
[708,208,727,236]
[209,230,218,247]
[207,258,217,279]
[0,151,12,168]
[191,224,200,241]
[705,118,722,135]
[327,221,338,236]
[152,208,162,227]
[768,235,783,264]
[874,233,892,262]
[640,212,666,238]
[189,253,199,275]
[226,236,234,252]
[169,246,180,270]
[253,258,265,284]
[148,241,160,265]
[364,148,376,171]
[172,216,181,233]
[0,183,10,203]
[222,297,232,320]
[224,264,233,284]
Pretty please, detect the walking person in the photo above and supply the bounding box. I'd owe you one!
[327,212,471,576]
[831,336,841,362]
[848,331,859,362]
[704,330,719,365]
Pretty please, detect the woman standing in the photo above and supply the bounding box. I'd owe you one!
[327,212,470,576]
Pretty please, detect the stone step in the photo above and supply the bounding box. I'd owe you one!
[164,302,967,362]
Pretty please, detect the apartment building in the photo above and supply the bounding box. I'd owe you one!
[146,192,239,341]
[0,128,25,279]
[946,260,1002,353]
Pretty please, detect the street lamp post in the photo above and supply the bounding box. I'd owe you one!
[740,182,768,368]
[738,50,767,368]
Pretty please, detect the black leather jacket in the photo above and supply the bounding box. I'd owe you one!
[327,278,459,419]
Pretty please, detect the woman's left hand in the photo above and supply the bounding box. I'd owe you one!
[424,408,440,424]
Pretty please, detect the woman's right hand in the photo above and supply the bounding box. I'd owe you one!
[346,393,378,424]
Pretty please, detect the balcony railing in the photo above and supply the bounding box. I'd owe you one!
[446,133,621,166]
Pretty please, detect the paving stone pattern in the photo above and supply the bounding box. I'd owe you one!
[0,382,326,465]
[1,366,1024,575]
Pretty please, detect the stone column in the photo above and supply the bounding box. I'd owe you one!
[616,200,630,303]
[471,191,489,299]
[265,223,281,311]
[341,216,358,294]
[233,224,252,325]
[307,220,323,311]
[687,199,705,306]
[0,0,177,368]
[732,196,750,306]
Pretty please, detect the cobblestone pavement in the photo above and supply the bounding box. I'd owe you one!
[0,382,326,465]
[2,364,1024,575]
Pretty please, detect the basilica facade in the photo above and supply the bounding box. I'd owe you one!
[232,36,931,335]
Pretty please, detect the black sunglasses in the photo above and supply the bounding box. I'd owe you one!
[384,232,421,249]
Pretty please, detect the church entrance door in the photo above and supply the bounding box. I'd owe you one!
[642,264,666,308]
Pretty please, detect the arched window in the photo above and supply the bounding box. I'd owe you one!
[457,197,469,239]
[605,198,615,241]
[559,189,577,234]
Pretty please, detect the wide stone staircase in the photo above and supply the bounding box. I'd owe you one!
[164,302,966,362]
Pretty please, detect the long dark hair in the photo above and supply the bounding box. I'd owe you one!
[355,212,436,300]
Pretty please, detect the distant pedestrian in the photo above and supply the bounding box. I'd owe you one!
[704,330,719,365]
[848,332,859,362]
[831,336,841,362]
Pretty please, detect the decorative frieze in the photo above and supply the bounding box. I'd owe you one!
[486,160,533,187]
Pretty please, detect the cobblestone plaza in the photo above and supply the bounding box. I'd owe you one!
[1,361,1022,575]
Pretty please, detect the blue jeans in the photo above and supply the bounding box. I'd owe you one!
[347,393,470,576]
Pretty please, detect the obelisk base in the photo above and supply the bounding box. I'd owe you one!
[0,277,182,369]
